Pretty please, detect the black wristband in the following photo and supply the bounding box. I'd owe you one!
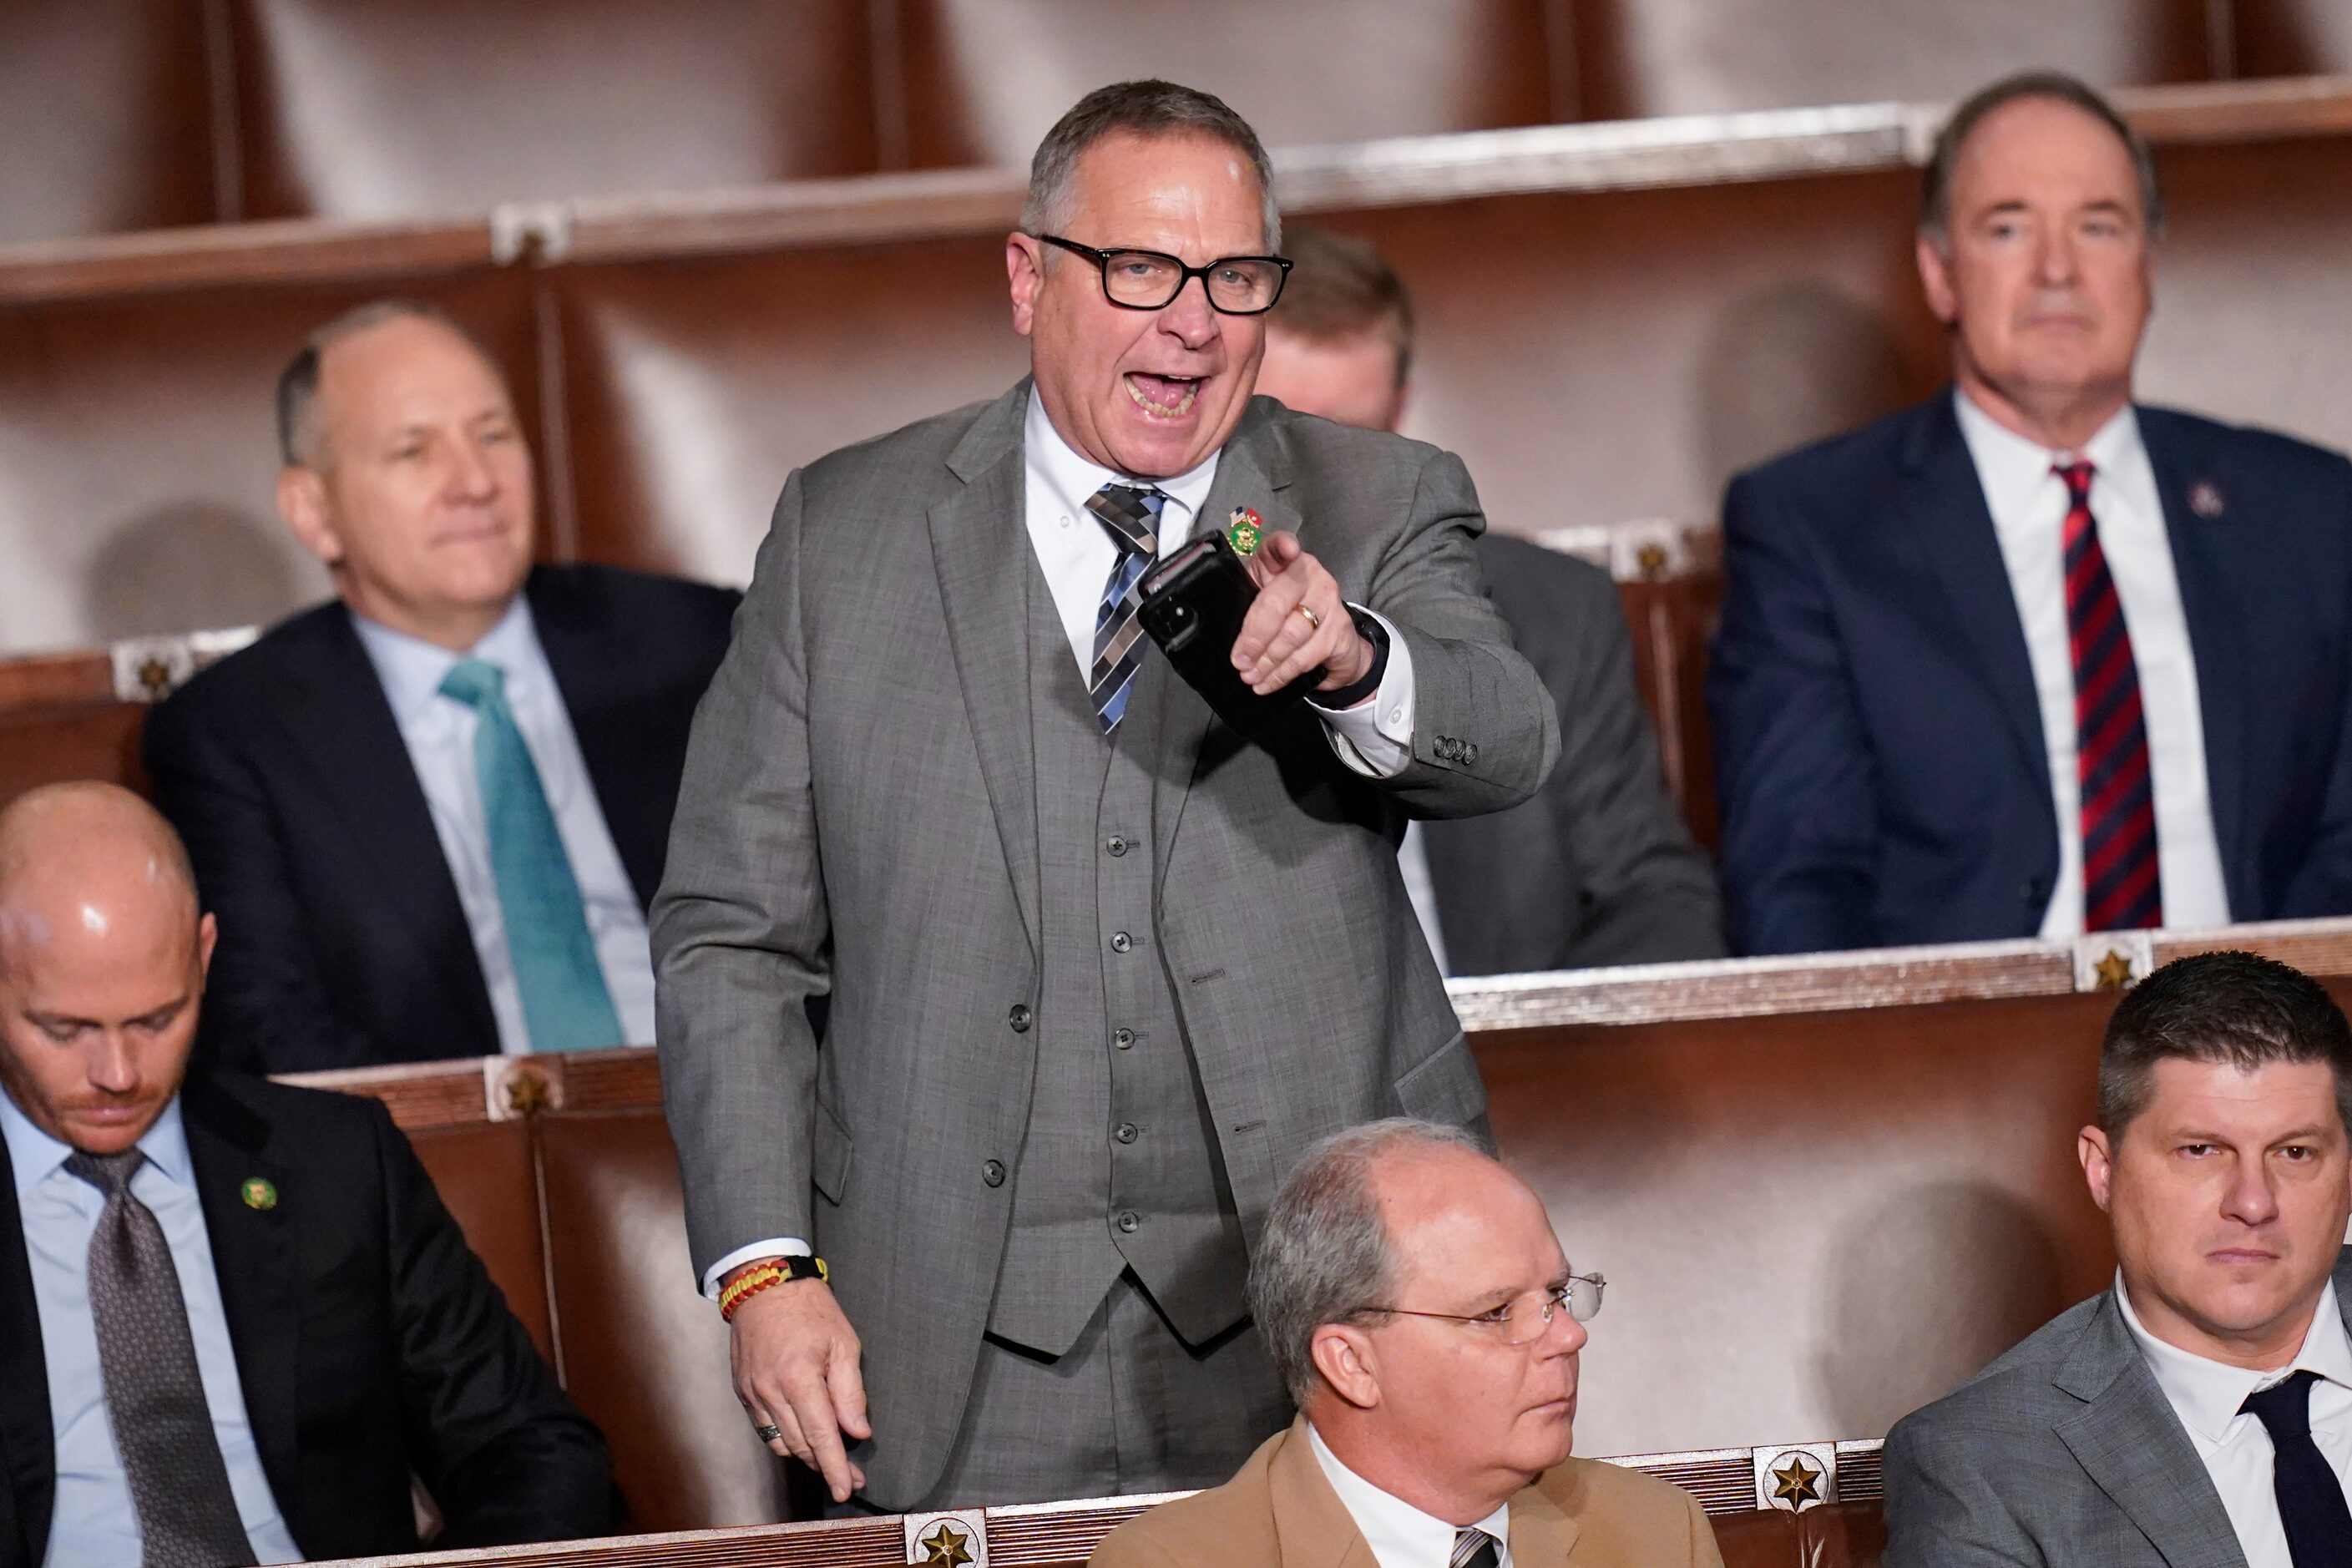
[1311,605,1390,712]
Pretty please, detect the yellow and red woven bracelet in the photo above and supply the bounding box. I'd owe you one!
[719,1256,828,1323]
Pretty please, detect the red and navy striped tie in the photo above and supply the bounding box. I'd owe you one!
[2058,460,2162,932]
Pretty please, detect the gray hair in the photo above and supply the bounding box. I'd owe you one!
[1248,1118,1485,1404]
[1920,70,2164,250]
[276,299,505,468]
[1020,79,1281,252]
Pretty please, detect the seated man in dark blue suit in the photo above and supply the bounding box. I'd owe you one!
[145,301,741,1071]
[0,783,609,1565]
[1710,71,2352,955]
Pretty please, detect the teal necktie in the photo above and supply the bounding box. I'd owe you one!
[438,658,625,1054]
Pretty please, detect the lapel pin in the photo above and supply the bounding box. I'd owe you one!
[1225,507,1264,558]
[240,1176,278,1211]
[2189,481,2226,519]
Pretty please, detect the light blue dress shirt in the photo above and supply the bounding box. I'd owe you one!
[2,1090,301,1565]
[351,597,658,1055]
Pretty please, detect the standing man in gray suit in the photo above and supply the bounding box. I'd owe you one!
[1886,950,2352,1565]
[1254,225,1724,975]
[653,80,1557,1515]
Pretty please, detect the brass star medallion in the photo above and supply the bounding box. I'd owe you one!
[1770,1453,1823,1508]
[918,1521,974,1567]
[2093,949,2136,989]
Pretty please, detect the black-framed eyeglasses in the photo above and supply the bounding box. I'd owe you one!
[1030,234,1292,315]
[1359,1273,1606,1347]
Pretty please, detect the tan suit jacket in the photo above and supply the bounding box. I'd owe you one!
[1089,1418,1723,1568]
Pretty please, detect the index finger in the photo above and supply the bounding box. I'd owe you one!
[1245,529,1302,589]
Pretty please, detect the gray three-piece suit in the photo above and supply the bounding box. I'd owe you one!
[1884,1247,2352,1565]
[653,382,1557,1510]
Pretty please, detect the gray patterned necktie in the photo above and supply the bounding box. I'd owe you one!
[65,1148,258,1568]
[1449,1525,1501,1568]
[1085,483,1166,733]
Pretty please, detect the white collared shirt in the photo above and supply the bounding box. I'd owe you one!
[351,596,657,1055]
[3,1090,302,1565]
[1308,1420,1515,1568]
[1955,390,2230,936]
[1021,390,1417,776]
[2119,1273,2352,1567]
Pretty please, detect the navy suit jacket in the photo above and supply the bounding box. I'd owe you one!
[1709,391,2352,955]
[144,564,740,1072]
[0,1074,609,1566]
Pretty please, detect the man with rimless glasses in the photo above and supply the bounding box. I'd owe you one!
[1092,1121,1722,1566]
[654,80,1556,1512]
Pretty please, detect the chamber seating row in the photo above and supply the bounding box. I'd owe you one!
[258,918,2352,1549]
[7,0,2337,245]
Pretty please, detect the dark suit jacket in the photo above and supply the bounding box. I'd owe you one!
[1709,391,2352,955]
[1883,1250,2352,1566]
[144,564,740,1072]
[1421,534,1725,974]
[0,1073,609,1566]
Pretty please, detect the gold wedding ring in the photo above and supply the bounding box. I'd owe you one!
[1294,604,1322,631]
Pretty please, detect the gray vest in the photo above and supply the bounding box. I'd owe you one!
[984,558,1252,1356]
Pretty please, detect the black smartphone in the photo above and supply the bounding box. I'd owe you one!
[1137,533,1317,736]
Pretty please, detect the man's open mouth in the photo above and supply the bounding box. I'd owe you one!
[1124,372,1201,418]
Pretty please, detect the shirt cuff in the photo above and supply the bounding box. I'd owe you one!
[701,1237,812,1302]
[1314,607,1415,779]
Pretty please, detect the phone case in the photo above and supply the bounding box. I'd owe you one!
[1137,534,1317,736]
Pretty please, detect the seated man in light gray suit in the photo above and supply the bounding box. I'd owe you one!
[1886,950,2352,1565]
[653,78,1558,1515]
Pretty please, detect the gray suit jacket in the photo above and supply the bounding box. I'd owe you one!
[1884,1248,2352,1566]
[1421,534,1724,974]
[652,384,1557,1505]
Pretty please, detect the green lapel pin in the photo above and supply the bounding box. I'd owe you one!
[240,1176,278,1211]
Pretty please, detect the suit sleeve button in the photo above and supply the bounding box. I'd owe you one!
[1115,1210,1141,1233]
[983,1160,1006,1187]
[1008,1004,1032,1033]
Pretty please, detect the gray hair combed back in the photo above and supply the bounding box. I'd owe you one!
[1919,70,2164,250]
[1248,1118,1483,1404]
[1021,79,1282,251]
[276,299,503,468]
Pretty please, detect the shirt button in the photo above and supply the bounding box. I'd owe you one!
[983,1160,1007,1187]
[1105,835,1128,857]
[1115,1210,1141,1234]
[1008,1004,1032,1033]
[1110,931,1132,953]
[1112,1028,1136,1050]
[1115,1122,1140,1144]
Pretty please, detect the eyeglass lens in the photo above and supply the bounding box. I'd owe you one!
[1099,251,1284,312]
[1502,1274,1606,1343]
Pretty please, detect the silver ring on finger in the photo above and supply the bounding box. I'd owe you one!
[1293,604,1322,631]
[754,1422,783,1444]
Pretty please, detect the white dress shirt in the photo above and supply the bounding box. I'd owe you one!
[3,1090,303,1566]
[2118,1274,2352,1568]
[1309,1420,1515,1568]
[1397,823,1451,976]
[1955,390,2231,936]
[352,597,658,1055]
[699,395,1427,1296]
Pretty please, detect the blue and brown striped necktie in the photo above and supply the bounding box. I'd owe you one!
[1085,483,1166,734]
[2056,460,2162,932]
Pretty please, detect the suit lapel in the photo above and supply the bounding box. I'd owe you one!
[1150,409,1301,873]
[1507,1476,1578,1565]
[0,1135,54,1568]
[1901,393,2051,791]
[2052,1292,2246,1568]
[2141,408,2252,914]
[1267,1420,1381,1568]
[272,609,498,1041]
[931,387,1043,957]
[530,569,664,908]
[180,1082,304,1540]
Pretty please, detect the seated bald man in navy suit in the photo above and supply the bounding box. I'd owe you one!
[1709,71,2352,956]
[144,300,739,1072]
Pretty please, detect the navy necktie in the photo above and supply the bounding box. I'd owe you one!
[2242,1370,2352,1567]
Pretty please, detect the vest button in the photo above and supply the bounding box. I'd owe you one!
[1110,931,1132,953]
[1115,1121,1140,1144]
[1007,1004,1032,1033]
[1112,1028,1136,1050]
[1115,1210,1141,1233]
[1106,835,1129,857]
[983,1160,1006,1187]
